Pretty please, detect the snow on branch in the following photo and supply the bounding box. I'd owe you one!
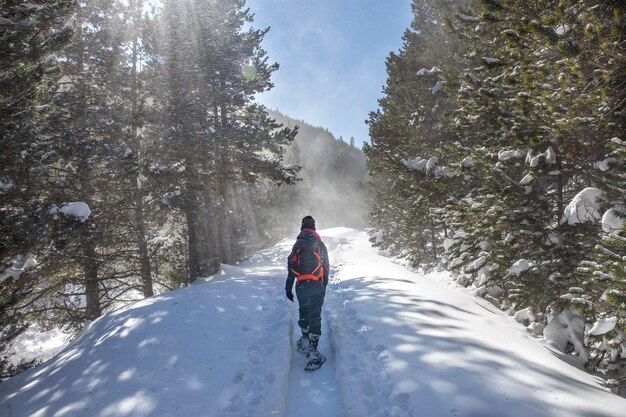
[560,188,604,226]
[50,202,92,222]
[416,67,443,76]
[402,156,458,178]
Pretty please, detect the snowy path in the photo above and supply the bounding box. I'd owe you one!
[2,228,626,417]
[284,307,341,416]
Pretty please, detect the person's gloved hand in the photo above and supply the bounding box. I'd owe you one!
[286,289,294,302]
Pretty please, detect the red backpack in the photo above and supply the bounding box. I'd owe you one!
[289,240,324,283]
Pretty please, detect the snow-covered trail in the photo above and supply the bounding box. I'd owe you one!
[283,306,341,416]
[1,227,626,417]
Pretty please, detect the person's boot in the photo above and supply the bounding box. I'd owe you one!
[305,334,326,371]
[296,332,311,354]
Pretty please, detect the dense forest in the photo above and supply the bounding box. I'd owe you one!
[365,0,625,378]
[0,0,366,378]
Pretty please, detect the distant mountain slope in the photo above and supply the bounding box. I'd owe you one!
[266,109,369,234]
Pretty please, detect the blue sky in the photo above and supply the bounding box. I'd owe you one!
[246,0,413,147]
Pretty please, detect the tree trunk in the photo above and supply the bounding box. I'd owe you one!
[216,100,234,264]
[203,193,222,272]
[135,199,153,296]
[130,0,153,297]
[83,237,101,320]
[217,171,234,264]
[183,183,218,282]
[77,15,101,321]
[556,152,564,227]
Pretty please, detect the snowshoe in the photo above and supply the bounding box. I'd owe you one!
[304,350,326,372]
[296,335,312,354]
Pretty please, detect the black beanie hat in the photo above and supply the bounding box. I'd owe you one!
[301,215,316,230]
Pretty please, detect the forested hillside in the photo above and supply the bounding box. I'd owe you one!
[365,0,625,381]
[266,109,369,236]
[0,0,364,378]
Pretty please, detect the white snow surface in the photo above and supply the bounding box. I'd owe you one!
[50,202,91,222]
[508,259,532,276]
[7,326,68,368]
[416,66,442,76]
[561,187,604,225]
[1,228,625,417]
[602,208,625,235]
[588,317,618,337]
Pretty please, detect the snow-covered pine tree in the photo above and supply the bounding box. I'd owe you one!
[576,2,626,376]
[115,0,155,297]
[443,1,624,322]
[0,0,76,379]
[441,2,569,310]
[40,0,138,324]
[585,179,625,373]
[365,0,469,266]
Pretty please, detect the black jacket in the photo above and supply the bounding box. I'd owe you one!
[285,229,329,291]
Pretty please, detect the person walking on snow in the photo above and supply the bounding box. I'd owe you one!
[285,215,330,371]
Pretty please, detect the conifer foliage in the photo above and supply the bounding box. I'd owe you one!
[0,0,77,379]
[366,0,625,378]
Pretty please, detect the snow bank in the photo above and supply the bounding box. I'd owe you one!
[6,327,68,368]
[328,231,625,417]
[0,241,294,417]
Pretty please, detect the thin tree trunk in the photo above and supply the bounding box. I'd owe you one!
[185,204,201,282]
[184,174,218,282]
[556,152,564,226]
[83,236,101,320]
[77,15,101,320]
[202,193,222,271]
[130,0,153,297]
[135,196,153,296]
[217,171,234,264]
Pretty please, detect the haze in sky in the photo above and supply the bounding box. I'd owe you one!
[246,0,413,147]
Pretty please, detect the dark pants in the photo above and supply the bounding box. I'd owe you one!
[296,283,325,336]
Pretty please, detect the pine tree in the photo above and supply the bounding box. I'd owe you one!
[0,0,77,378]
[153,0,297,282]
[41,0,134,323]
[365,0,469,265]
[440,1,624,319]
